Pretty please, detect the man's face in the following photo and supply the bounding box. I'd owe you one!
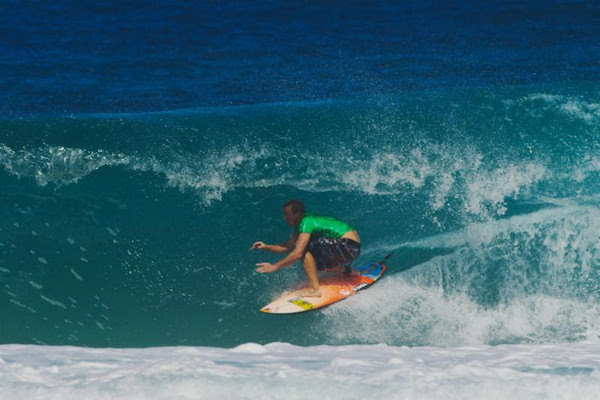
[283,206,302,227]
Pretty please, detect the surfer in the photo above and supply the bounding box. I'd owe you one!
[252,199,361,297]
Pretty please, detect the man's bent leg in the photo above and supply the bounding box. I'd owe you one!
[300,251,322,297]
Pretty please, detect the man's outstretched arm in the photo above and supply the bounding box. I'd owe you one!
[255,233,310,273]
[251,235,296,253]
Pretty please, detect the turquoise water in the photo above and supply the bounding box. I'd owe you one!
[3,81,600,347]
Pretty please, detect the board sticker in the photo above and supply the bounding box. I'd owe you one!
[289,298,314,310]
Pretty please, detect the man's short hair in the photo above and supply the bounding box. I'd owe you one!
[283,199,305,214]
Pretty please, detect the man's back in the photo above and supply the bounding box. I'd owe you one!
[297,213,354,239]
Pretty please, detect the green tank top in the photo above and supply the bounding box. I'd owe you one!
[297,213,354,239]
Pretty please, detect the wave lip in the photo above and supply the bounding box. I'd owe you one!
[0,143,272,205]
[0,138,583,220]
[340,144,549,219]
[0,144,131,186]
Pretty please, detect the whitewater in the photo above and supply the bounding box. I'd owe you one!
[2,342,600,400]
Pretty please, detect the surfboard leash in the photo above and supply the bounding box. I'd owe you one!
[378,252,394,265]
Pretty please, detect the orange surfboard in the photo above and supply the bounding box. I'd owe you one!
[260,259,388,314]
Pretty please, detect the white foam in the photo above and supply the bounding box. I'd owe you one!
[145,145,274,205]
[0,143,275,205]
[9,299,36,313]
[408,204,598,250]
[0,137,586,216]
[230,342,268,354]
[0,144,131,186]
[40,295,67,309]
[463,163,547,216]
[339,143,549,219]
[329,205,600,347]
[70,268,83,281]
[1,342,600,399]
[561,100,600,122]
[29,281,43,290]
[325,276,600,347]
[524,93,564,103]
[570,154,600,184]
[408,204,600,274]
[521,93,600,123]
[0,138,556,217]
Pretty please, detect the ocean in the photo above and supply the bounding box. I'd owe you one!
[2,1,600,398]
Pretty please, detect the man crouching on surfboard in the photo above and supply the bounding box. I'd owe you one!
[252,199,361,298]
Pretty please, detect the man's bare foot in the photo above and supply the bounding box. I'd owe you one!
[347,267,362,277]
[298,288,322,298]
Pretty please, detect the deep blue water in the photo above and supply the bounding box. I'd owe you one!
[2,1,600,114]
[2,1,600,348]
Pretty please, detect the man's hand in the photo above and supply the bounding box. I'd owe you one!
[251,241,269,251]
[255,262,278,273]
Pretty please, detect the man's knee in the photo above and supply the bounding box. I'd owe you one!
[302,251,317,268]
[302,251,313,262]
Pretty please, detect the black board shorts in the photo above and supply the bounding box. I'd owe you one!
[307,236,361,270]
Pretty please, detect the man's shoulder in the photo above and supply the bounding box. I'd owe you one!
[303,212,329,219]
[298,213,318,232]
[300,212,316,221]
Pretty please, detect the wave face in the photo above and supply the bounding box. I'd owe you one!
[2,81,600,347]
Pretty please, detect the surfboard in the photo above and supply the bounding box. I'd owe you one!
[260,257,389,314]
